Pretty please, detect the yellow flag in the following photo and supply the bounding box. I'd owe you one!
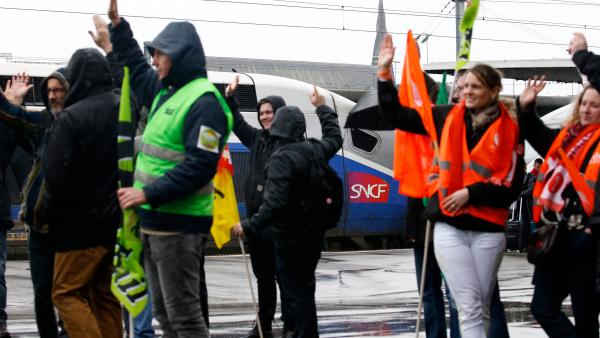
[211,145,240,248]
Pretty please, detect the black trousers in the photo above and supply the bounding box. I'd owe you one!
[247,226,292,331]
[29,230,59,338]
[531,229,599,338]
[274,230,324,338]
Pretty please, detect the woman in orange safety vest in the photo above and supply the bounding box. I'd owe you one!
[377,34,524,338]
[518,34,600,335]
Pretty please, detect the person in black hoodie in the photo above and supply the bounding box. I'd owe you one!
[0,70,69,338]
[108,0,231,336]
[233,87,343,338]
[43,48,122,338]
[225,76,293,338]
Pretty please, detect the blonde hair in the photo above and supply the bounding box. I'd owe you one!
[563,85,598,128]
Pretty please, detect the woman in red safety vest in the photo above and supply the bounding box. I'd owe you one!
[519,75,600,337]
[377,34,523,338]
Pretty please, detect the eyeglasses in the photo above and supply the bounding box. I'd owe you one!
[47,88,65,95]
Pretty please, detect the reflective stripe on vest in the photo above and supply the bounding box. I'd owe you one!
[432,101,520,226]
[532,124,600,222]
[134,170,214,196]
[133,77,233,217]
[139,142,185,163]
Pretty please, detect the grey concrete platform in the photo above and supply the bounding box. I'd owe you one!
[4,250,561,337]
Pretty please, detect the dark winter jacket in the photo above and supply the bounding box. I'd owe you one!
[43,48,121,251]
[573,50,600,94]
[0,124,31,230]
[241,104,343,236]
[110,19,228,233]
[0,69,69,232]
[228,95,286,216]
[378,79,524,232]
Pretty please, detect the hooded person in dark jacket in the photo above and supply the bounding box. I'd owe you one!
[0,69,69,338]
[109,0,232,336]
[0,123,31,337]
[225,76,292,338]
[43,48,122,338]
[233,87,343,338]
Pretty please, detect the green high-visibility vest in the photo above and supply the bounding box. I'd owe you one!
[133,77,233,216]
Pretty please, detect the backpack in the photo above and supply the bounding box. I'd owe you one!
[284,140,343,231]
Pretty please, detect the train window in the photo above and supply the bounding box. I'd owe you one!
[213,83,258,112]
[350,129,379,154]
[230,151,251,203]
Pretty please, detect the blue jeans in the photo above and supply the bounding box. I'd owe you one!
[0,230,6,324]
[124,296,155,338]
[142,233,208,338]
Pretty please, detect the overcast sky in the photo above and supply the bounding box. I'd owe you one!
[2,0,599,66]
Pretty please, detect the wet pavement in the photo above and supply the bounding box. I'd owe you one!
[5,249,563,337]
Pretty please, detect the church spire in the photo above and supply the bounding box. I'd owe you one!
[372,0,388,65]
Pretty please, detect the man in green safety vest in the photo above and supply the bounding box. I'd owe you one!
[108,0,232,336]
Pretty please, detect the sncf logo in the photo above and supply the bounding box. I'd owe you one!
[347,172,389,203]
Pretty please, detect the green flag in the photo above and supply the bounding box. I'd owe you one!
[455,0,480,72]
[436,72,448,105]
[111,67,148,317]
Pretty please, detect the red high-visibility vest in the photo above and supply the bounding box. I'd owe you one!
[532,124,600,222]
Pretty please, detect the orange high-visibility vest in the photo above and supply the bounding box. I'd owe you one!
[532,124,600,222]
[428,101,520,226]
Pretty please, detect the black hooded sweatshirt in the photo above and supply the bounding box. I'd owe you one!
[241,105,343,237]
[110,19,228,233]
[43,48,120,251]
[227,95,286,216]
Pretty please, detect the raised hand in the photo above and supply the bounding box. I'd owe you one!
[225,75,239,98]
[89,15,113,54]
[309,84,325,108]
[568,32,588,56]
[519,75,546,109]
[108,0,121,26]
[377,33,395,71]
[4,73,33,106]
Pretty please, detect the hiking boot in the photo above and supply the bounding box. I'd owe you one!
[246,323,274,338]
[0,322,11,338]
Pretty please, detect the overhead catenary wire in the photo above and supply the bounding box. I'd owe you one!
[1,1,600,32]
[1,5,599,50]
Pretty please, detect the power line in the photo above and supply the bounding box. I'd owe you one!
[1,2,599,31]
[0,5,598,49]
[485,0,600,5]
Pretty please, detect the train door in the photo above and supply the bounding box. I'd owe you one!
[341,128,407,237]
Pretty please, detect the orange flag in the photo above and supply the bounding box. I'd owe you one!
[211,145,240,249]
[393,30,437,198]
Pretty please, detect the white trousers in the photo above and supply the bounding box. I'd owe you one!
[433,222,506,338]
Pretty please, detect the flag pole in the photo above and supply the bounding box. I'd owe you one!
[239,237,264,338]
[415,220,433,338]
